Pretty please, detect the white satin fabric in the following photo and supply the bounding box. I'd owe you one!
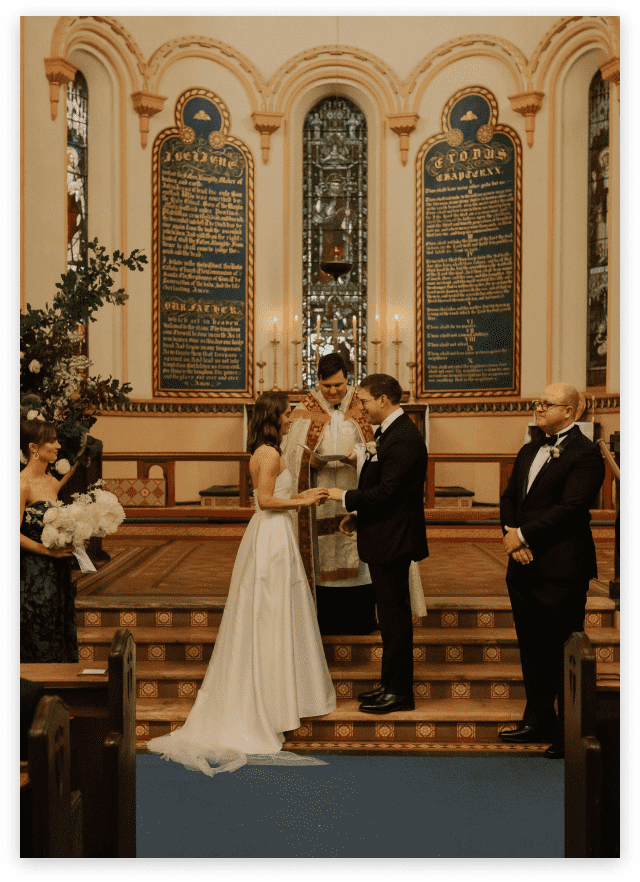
[147,469,336,776]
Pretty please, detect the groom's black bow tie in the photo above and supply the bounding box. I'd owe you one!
[374,427,382,440]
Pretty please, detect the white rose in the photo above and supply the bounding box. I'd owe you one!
[41,524,61,548]
[27,410,39,420]
[42,506,60,525]
[29,359,42,373]
[54,459,71,475]
[20,450,27,465]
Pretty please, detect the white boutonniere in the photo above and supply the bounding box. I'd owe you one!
[365,441,377,456]
[549,446,560,459]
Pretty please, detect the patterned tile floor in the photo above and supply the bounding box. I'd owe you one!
[77,537,615,599]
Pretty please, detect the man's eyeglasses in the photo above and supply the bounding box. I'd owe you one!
[358,396,379,406]
[532,399,569,412]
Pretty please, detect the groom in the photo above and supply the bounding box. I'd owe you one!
[327,374,428,713]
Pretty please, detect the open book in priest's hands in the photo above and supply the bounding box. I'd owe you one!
[298,443,352,463]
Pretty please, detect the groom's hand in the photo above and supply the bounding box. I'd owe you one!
[339,514,357,536]
[326,487,344,502]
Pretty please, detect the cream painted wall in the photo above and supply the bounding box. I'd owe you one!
[21,16,620,503]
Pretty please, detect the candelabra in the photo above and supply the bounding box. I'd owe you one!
[406,358,417,403]
[291,339,301,393]
[371,339,381,373]
[256,358,266,397]
[393,334,401,382]
[270,339,280,391]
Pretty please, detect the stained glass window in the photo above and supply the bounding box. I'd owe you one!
[67,71,88,271]
[586,69,609,388]
[302,96,367,388]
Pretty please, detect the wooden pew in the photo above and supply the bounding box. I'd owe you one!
[20,628,136,857]
[21,695,83,857]
[564,631,620,858]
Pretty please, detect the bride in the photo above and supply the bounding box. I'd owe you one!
[147,392,336,776]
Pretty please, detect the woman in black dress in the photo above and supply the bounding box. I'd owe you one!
[20,419,79,662]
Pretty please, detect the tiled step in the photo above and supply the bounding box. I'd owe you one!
[135,697,531,746]
[78,625,621,665]
[76,594,617,631]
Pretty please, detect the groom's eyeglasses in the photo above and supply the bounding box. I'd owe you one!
[358,395,379,407]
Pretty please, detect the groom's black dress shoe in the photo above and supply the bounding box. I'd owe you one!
[357,685,385,702]
[498,724,557,743]
[544,740,565,759]
[359,693,415,714]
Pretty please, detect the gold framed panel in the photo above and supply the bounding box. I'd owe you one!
[416,85,522,399]
[152,88,254,399]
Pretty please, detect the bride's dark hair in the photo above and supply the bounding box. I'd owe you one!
[247,392,289,455]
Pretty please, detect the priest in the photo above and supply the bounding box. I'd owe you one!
[282,352,377,634]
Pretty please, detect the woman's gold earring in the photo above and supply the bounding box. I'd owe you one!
[33,451,39,460]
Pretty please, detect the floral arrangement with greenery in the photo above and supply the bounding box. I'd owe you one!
[20,239,147,469]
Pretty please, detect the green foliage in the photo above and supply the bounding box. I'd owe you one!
[20,239,147,462]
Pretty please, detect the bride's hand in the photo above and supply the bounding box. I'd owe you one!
[297,487,329,507]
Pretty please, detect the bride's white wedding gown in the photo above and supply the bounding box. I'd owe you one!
[147,468,336,775]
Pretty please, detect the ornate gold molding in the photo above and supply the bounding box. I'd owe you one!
[44,56,77,120]
[508,91,545,147]
[387,112,419,165]
[599,56,620,102]
[251,111,283,163]
[131,91,167,148]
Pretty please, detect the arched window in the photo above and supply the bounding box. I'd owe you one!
[66,70,88,271]
[302,96,367,388]
[586,69,609,388]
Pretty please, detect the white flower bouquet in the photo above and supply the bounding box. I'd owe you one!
[25,481,125,572]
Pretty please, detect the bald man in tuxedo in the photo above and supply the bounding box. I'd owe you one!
[499,382,605,758]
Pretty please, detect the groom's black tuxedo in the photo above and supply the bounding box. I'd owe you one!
[344,411,428,695]
[500,425,605,732]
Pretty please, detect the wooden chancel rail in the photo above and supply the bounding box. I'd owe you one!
[102,447,616,516]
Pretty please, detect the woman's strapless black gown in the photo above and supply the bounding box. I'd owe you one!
[20,501,79,663]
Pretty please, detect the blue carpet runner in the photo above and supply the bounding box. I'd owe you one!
[136,753,563,858]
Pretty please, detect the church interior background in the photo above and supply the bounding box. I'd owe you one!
[19,14,621,797]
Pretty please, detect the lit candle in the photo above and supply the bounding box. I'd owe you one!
[352,315,357,345]
[316,314,321,342]
[294,313,300,340]
[394,315,400,341]
[375,314,381,340]
[272,317,278,342]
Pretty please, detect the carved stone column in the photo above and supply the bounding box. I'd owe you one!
[131,92,167,148]
[387,113,419,166]
[508,91,545,148]
[600,57,620,103]
[251,111,284,163]
[44,57,78,121]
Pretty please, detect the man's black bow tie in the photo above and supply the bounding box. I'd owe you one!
[374,427,382,440]
[543,429,571,447]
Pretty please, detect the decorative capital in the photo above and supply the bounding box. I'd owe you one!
[600,56,620,103]
[44,57,78,121]
[251,111,284,163]
[131,92,167,148]
[387,112,419,165]
[508,91,545,148]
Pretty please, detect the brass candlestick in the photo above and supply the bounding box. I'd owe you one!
[270,339,280,391]
[256,359,266,397]
[371,339,381,373]
[291,339,301,392]
[407,359,416,403]
[393,336,401,381]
